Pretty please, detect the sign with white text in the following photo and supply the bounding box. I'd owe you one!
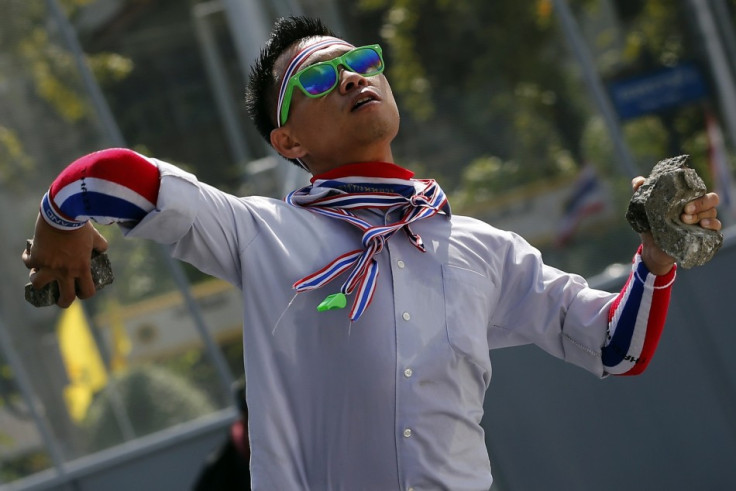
[608,63,708,120]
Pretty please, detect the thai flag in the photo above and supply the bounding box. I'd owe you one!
[556,165,607,246]
[705,110,736,222]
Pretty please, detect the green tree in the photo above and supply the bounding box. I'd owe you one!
[0,0,132,190]
[84,364,215,452]
[352,0,733,185]
[355,0,594,187]
[348,0,735,275]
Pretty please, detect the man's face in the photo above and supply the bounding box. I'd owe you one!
[270,36,400,173]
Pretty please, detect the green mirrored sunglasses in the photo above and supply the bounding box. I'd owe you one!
[278,44,385,126]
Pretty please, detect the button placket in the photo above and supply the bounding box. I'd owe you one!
[391,241,417,488]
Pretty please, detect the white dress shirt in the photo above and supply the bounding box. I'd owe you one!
[126,161,631,490]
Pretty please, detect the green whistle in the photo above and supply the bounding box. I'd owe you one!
[317,293,347,312]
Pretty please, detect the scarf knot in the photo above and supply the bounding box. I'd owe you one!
[286,168,450,321]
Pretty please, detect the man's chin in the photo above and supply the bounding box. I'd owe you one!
[356,117,399,145]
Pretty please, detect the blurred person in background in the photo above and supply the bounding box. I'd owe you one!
[193,378,250,490]
[22,16,721,490]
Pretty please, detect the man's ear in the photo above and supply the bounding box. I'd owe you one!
[270,127,306,160]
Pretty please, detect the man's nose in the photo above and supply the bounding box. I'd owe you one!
[338,67,368,94]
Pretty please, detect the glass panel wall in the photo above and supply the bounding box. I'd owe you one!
[0,0,241,483]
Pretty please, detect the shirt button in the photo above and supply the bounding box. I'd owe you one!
[397,259,405,269]
[403,428,412,438]
[403,368,413,378]
[402,312,411,321]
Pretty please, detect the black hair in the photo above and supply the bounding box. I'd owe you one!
[245,16,337,159]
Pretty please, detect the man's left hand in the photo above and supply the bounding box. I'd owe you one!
[632,176,722,275]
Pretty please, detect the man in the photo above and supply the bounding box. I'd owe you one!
[23,16,721,490]
[193,378,251,490]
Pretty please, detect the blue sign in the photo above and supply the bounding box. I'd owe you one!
[608,63,708,120]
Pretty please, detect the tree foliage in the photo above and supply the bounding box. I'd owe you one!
[354,0,733,185]
[0,0,132,189]
[350,0,736,274]
[84,364,214,452]
[356,0,594,187]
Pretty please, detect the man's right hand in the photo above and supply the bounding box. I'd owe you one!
[22,215,109,308]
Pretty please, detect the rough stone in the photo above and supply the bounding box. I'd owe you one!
[626,154,723,269]
[24,239,114,307]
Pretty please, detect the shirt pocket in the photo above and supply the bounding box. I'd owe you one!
[441,264,495,366]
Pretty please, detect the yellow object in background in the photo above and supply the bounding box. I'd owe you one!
[107,298,131,373]
[57,300,108,422]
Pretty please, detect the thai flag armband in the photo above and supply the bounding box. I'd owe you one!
[40,191,87,231]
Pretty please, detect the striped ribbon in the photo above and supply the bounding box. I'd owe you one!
[287,176,450,321]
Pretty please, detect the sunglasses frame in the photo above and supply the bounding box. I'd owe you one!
[279,44,384,126]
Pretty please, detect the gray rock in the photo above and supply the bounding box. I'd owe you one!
[24,239,114,307]
[626,155,723,269]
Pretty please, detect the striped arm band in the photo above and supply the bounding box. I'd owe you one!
[40,148,160,230]
[41,191,87,230]
[603,246,676,376]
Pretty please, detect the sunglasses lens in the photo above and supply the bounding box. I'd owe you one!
[299,64,338,96]
[346,48,383,75]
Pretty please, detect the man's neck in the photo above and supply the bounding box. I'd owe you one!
[306,145,395,176]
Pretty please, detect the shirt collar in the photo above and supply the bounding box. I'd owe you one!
[310,162,415,183]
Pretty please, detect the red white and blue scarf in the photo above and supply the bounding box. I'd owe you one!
[287,162,451,321]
